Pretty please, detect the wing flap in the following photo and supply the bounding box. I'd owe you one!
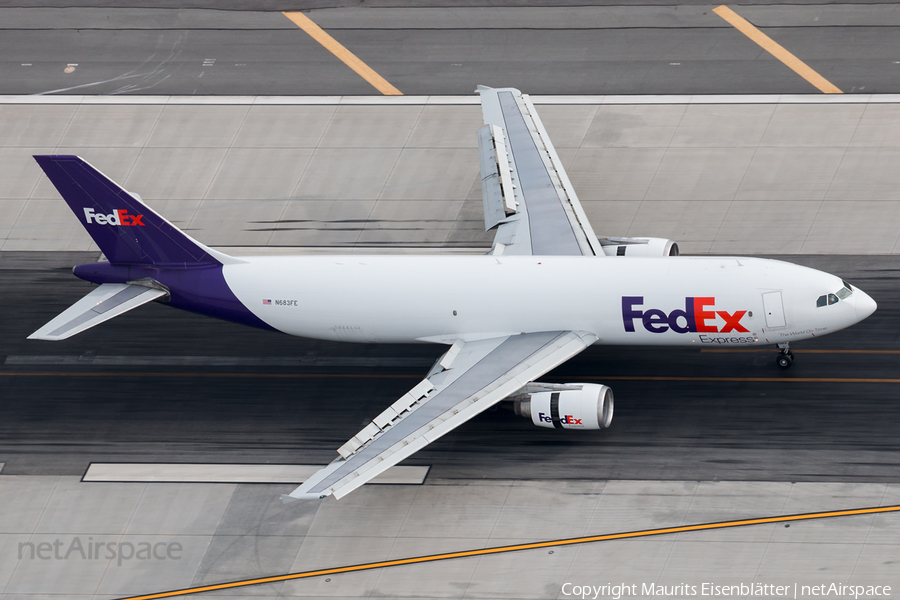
[338,378,437,459]
[284,330,596,501]
[478,125,517,230]
[28,283,167,341]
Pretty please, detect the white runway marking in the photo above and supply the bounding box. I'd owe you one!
[83,463,429,484]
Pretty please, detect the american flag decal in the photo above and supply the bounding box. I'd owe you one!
[263,299,272,305]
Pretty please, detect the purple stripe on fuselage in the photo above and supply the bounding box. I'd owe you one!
[73,262,277,332]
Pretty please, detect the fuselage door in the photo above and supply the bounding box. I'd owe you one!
[762,291,787,328]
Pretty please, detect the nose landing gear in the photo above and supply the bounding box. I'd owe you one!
[776,343,794,369]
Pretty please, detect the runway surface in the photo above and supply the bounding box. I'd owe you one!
[2,4,899,95]
[2,251,898,482]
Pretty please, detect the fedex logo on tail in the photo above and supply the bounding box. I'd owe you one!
[623,296,748,334]
[83,208,144,227]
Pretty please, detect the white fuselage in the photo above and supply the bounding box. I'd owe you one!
[224,255,875,347]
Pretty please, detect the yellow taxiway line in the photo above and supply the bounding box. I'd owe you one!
[282,11,402,96]
[713,5,842,94]
[116,503,900,599]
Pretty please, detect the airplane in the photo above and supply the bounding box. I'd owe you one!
[27,86,876,501]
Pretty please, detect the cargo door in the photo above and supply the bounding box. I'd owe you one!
[762,291,786,328]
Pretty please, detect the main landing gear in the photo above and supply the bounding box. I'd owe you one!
[776,343,794,369]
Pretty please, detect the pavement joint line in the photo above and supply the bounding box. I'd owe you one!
[2,372,900,383]
[11,351,888,364]
[0,371,420,379]
[3,354,436,366]
[281,11,402,96]
[114,503,900,600]
[713,5,842,94]
[4,95,900,106]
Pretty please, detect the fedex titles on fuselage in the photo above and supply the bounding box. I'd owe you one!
[622,296,751,340]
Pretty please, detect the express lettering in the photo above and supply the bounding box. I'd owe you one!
[699,335,756,344]
[622,296,748,334]
[83,208,145,227]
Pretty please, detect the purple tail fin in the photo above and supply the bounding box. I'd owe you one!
[34,155,222,267]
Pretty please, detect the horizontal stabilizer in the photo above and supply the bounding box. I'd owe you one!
[28,283,168,341]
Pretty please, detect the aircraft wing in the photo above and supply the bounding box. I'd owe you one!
[283,330,596,501]
[476,86,603,257]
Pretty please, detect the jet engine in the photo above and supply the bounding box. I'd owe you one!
[512,383,613,430]
[598,237,679,257]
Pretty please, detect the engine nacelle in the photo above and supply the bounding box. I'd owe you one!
[513,383,614,430]
[598,237,679,257]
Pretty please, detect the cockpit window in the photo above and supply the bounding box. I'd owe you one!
[817,283,854,307]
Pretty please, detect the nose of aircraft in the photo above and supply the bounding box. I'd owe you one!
[855,288,877,322]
